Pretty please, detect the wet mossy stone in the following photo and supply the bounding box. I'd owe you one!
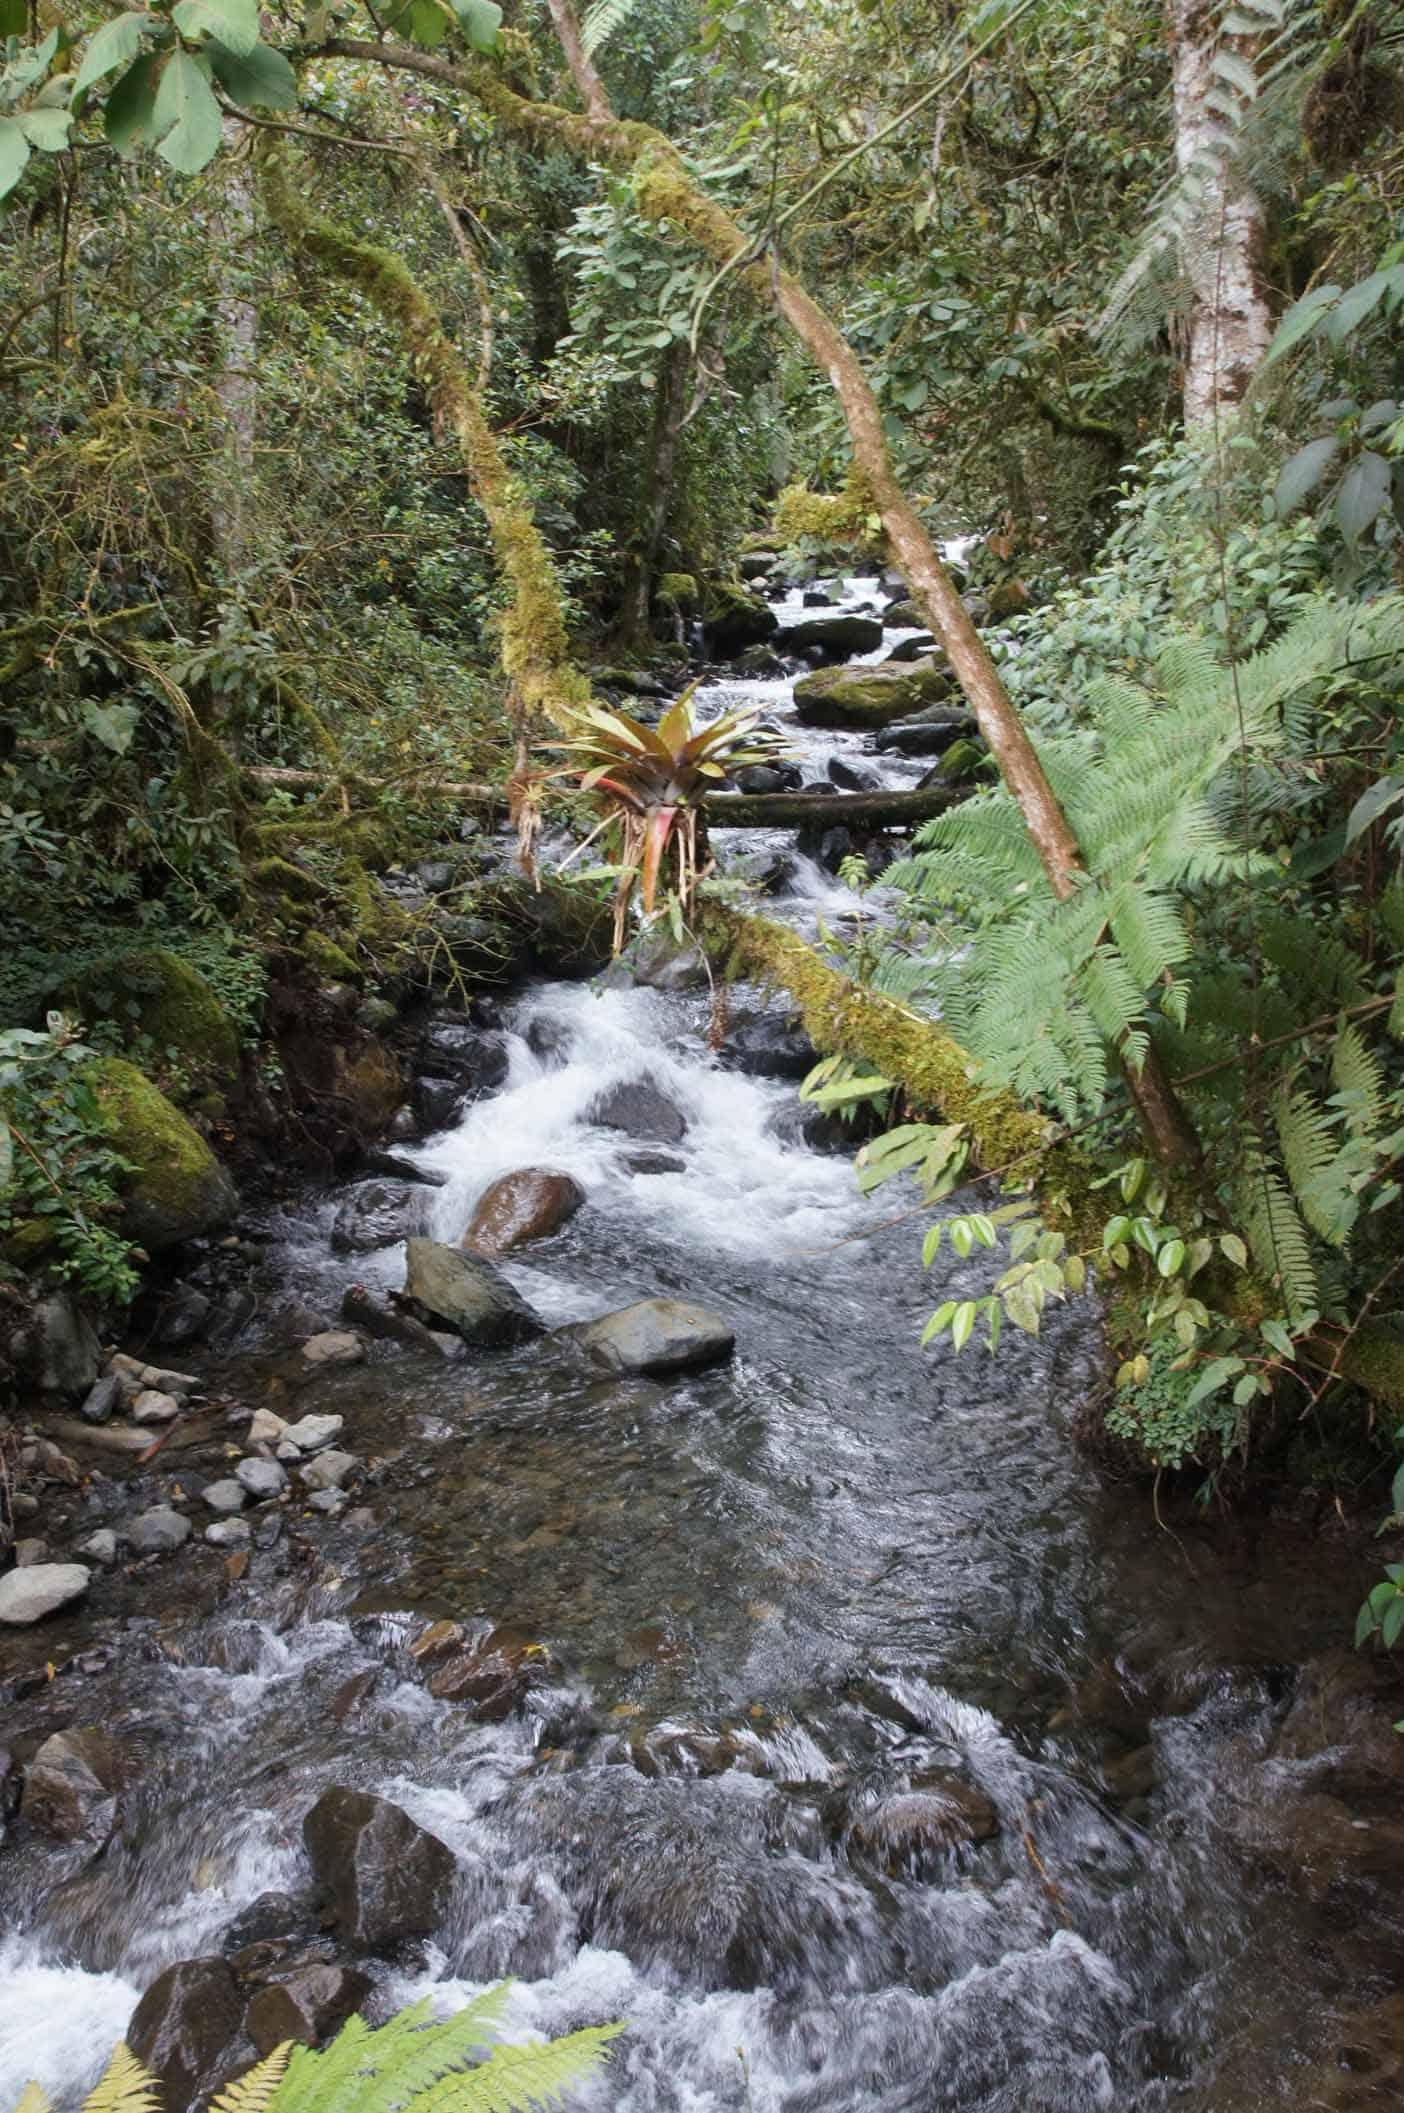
[774,612,884,657]
[701,578,778,659]
[88,1056,238,1250]
[656,571,699,612]
[792,658,953,729]
[59,949,240,1095]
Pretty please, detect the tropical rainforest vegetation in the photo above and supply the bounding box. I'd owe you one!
[2,0,1403,1529]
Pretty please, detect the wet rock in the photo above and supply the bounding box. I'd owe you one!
[386,1105,418,1143]
[78,1529,118,1565]
[1272,1651,1404,1798]
[733,765,800,796]
[827,756,882,792]
[586,1077,688,1145]
[1281,1992,1404,2111]
[127,1956,245,2113]
[301,1450,356,1492]
[13,1537,48,1566]
[20,1726,127,1840]
[873,708,977,757]
[276,1416,343,1455]
[630,927,712,992]
[302,1786,457,1953]
[110,1353,200,1400]
[340,1286,451,1358]
[701,580,777,659]
[309,1489,347,1516]
[526,1015,573,1065]
[738,551,777,580]
[418,1021,510,1090]
[151,1285,213,1349]
[205,1518,251,1550]
[89,1056,238,1251]
[203,1479,247,1516]
[330,1182,431,1255]
[622,1151,687,1176]
[413,1075,466,1132]
[0,1562,90,1624]
[31,1292,101,1396]
[402,1237,544,1348]
[301,1330,366,1367]
[1101,1743,1157,1803]
[361,1151,448,1188]
[565,1297,735,1377]
[884,597,922,626]
[462,1169,585,1257]
[247,1408,288,1447]
[79,1373,121,1426]
[775,613,884,657]
[883,631,937,661]
[732,646,787,679]
[843,1780,1000,1871]
[793,658,953,728]
[719,1012,816,1081]
[223,1893,309,1951]
[245,1962,374,2056]
[425,1625,549,1720]
[128,1506,192,1555]
[132,1387,182,1425]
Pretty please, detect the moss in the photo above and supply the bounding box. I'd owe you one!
[300,932,362,984]
[772,471,877,548]
[1330,1327,1404,1412]
[792,661,952,728]
[700,577,777,655]
[88,1055,237,1251]
[657,572,699,612]
[1,1217,58,1266]
[250,856,329,902]
[61,949,241,1095]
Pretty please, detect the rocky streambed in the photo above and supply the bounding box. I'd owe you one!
[3,575,1404,2113]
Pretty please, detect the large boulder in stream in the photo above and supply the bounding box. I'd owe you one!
[88,1057,237,1250]
[776,612,884,657]
[719,1011,817,1081]
[303,1786,457,1953]
[586,1076,688,1145]
[330,1180,431,1254]
[418,1019,510,1088]
[874,706,978,757]
[792,657,953,728]
[462,1168,585,1256]
[563,1297,735,1377]
[701,579,778,659]
[20,1726,129,1841]
[402,1236,544,1346]
[127,1957,246,2113]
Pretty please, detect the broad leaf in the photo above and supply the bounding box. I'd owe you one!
[1261,283,1341,369]
[104,53,161,150]
[74,13,152,96]
[1273,435,1338,517]
[1334,449,1391,545]
[81,699,139,755]
[208,37,297,109]
[1345,774,1404,847]
[152,46,222,172]
[0,114,30,199]
[1326,266,1404,348]
[18,105,72,148]
[450,0,503,50]
[172,0,260,55]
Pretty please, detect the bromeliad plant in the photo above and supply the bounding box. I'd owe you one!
[547,684,794,948]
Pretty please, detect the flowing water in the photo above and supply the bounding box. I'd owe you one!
[1,581,1399,2111]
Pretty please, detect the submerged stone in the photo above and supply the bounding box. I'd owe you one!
[564,1297,735,1377]
[402,1237,544,1347]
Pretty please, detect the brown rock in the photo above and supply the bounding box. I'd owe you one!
[427,1625,550,1721]
[245,1963,373,2056]
[20,1726,128,1841]
[127,1957,245,2113]
[461,1168,585,1256]
[302,1787,457,1953]
[844,1779,999,1872]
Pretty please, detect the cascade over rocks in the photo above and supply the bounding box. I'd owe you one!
[330,1180,431,1254]
[563,1297,735,1376]
[401,1236,544,1346]
[18,1727,127,1841]
[585,1077,688,1144]
[461,1168,585,1256]
[302,1786,457,1952]
[719,1011,818,1081]
[775,613,885,657]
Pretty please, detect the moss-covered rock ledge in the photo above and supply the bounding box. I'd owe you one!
[89,1057,238,1250]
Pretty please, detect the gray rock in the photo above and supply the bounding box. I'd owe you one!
[151,1286,212,1349]
[330,1182,431,1255]
[565,1297,735,1377]
[279,1415,344,1455]
[361,1151,448,1188]
[630,928,712,992]
[127,1506,192,1555]
[719,1011,817,1081]
[883,631,937,662]
[827,756,883,793]
[205,1518,251,1550]
[525,1015,573,1066]
[0,1562,90,1624]
[14,1538,49,1566]
[418,1021,510,1088]
[775,612,884,657]
[300,1330,366,1366]
[245,1962,373,2057]
[413,1074,466,1132]
[402,1238,544,1349]
[247,1408,288,1446]
[236,1457,289,1499]
[308,1489,348,1516]
[79,1374,122,1426]
[78,1529,118,1565]
[586,1076,688,1145]
[20,1726,127,1840]
[33,1292,101,1396]
[202,1479,247,1517]
[302,1786,457,1953]
[622,1151,687,1176]
[301,1450,356,1492]
[132,1388,181,1425]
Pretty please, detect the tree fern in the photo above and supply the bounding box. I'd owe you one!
[579,0,644,56]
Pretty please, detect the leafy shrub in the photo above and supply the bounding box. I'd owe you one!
[0,1023,138,1305]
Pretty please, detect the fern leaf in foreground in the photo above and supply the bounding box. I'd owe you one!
[413,2023,625,2112]
[79,2046,162,2113]
[14,2085,52,2113]
[209,2046,291,2113]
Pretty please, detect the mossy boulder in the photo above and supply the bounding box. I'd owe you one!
[656,572,699,613]
[59,950,241,1096]
[701,579,778,659]
[792,657,954,729]
[89,1056,238,1251]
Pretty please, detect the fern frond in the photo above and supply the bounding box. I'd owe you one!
[14,2086,52,2113]
[412,2023,625,2112]
[579,0,645,54]
[1107,882,1191,989]
[210,2046,292,2113]
[79,2047,161,2113]
[351,1989,521,2113]
[1273,1085,1355,1246]
[1239,1146,1320,1321]
[1080,945,1149,1060]
[1331,1021,1384,1141]
[271,2014,379,2113]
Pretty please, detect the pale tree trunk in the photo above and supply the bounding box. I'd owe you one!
[210,116,258,573]
[1169,0,1272,428]
[617,337,689,647]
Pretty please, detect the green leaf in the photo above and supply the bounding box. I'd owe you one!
[1335,450,1392,545]
[1260,1317,1296,1359]
[0,0,26,34]
[81,700,139,755]
[1383,1596,1404,1650]
[1274,435,1339,517]
[1219,1233,1248,1267]
[17,105,72,147]
[921,1223,943,1267]
[449,0,502,49]
[1232,1373,1260,1407]
[950,1218,973,1259]
[950,1300,976,1352]
[920,1300,956,1346]
[1326,267,1404,348]
[0,115,31,199]
[1355,1598,1379,1647]
[1157,1237,1186,1278]
[152,46,222,172]
[74,12,153,94]
[1345,774,1404,847]
[1263,284,1342,368]
[172,0,259,54]
[1186,1355,1244,1407]
[104,51,161,150]
[207,36,297,108]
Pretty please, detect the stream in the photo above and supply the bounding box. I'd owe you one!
[2,578,1401,2112]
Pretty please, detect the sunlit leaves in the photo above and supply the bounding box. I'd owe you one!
[73,13,153,96]
[172,0,261,56]
[152,47,221,172]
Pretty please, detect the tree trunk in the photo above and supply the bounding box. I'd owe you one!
[704,785,959,829]
[617,337,689,647]
[1169,0,1273,428]
[210,117,258,573]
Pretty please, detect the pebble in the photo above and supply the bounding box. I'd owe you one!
[127,1506,192,1554]
[205,1518,252,1550]
[78,1529,118,1565]
[307,1490,347,1516]
[203,1479,247,1516]
[280,1415,344,1455]
[300,1331,365,1367]
[0,1563,90,1625]
[300,1450,356,1493]
[236,1458,287,1501]
[14,1538,49,1567]
[79,1374,121,1426]
[248,1408,288,1446]
[131,1389,181,1425]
